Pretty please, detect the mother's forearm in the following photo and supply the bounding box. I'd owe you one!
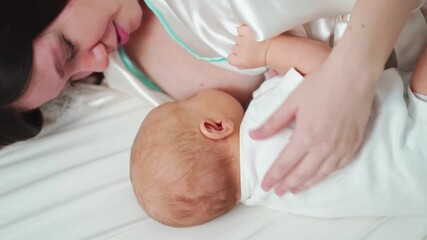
[331,0,417,81]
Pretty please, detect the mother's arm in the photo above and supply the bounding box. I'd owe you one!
[251,0,419,195]
[411,47,427,94]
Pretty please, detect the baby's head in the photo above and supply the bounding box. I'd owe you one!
[131,90,244,227]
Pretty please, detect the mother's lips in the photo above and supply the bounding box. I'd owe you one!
[113,22,130,46]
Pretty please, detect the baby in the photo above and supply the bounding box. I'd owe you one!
[130,28,427,227]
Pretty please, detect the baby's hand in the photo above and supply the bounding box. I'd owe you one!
[228,25,270,69]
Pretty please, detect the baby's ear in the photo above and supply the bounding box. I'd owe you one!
[199,119,234,140]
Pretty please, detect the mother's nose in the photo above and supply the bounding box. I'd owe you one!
[70,42,109,80]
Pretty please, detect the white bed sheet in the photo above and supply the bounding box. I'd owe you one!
[1,55,427,240]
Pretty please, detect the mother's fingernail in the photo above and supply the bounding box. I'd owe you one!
[291,187,301,194]
[261,182,272,191]
[250,128,263,138]
[275,188,286,196]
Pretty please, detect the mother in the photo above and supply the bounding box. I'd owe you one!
[0,0,423,192]
[0,0,263,146]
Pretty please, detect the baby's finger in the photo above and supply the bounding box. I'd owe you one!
[227,53,241,67]
[232,44,240,54]
[262,138,306,192]
[279,149,328,194]
[237,25,252,38]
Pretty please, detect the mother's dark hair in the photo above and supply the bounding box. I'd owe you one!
[0,0,68,146]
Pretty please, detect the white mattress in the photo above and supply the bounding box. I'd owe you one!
[1,54,426,240]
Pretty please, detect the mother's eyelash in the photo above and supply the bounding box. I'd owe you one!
[61,34,77,61]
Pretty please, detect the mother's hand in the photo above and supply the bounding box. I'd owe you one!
[251,0,415,196]
[251,60,377,196]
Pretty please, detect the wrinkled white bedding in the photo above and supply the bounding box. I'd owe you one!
[1,54,427,240]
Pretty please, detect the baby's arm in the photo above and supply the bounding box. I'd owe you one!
[410,47,427,95]
[228,25,331,75]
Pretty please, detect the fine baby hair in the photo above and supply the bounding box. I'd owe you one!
[130,102,239,227]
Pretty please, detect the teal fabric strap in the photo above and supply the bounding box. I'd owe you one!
[144,0,226,62]
[118,47,164,92]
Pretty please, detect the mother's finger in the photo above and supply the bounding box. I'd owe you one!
[277,147,329,194]
[337,151,356,170]
[261,136,306,192]
[301,153,342,190]
[250,101,296,140]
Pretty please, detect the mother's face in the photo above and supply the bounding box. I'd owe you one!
[14,0,143,110]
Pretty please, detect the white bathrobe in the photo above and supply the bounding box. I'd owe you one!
[144,0,427,73]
